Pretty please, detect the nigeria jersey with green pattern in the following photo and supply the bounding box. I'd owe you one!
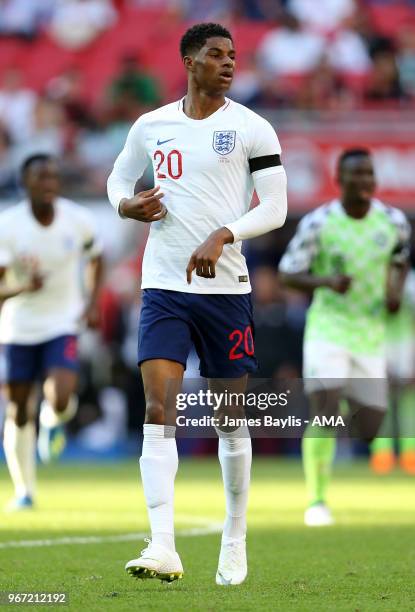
[386,271,415,345]
[279,199,410,354]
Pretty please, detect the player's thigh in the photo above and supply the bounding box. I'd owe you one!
[41,335,79,408]
[2,343,39,423]
[347,353,388,411]
[190,293,257,379]
[141,359,185,425]
[386,339,415,380]
[138,289,193,372]
[348,400,385,442]
[303,340,350,398]
[3,342,39,387]
[308,388,343,420]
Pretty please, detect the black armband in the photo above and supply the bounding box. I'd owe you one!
[249,154,281,174]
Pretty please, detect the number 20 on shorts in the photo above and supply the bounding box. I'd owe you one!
[229,325,254,360]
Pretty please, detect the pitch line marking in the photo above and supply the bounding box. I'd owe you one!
[0,517,223,550]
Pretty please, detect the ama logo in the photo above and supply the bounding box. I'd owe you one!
[213,131,236,155]
[312,416,346,427]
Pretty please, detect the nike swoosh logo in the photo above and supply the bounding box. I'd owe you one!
[157,138,176,146]
[217,572,232,585]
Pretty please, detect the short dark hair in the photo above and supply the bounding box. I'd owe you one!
[21,153,54,180]
[180,23,233,58]
[338,148,371,173]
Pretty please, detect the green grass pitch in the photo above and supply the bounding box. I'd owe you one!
[0,458,414,611]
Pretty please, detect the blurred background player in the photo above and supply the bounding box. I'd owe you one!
[0,153,103,510]
[107,23,287,584]
[370,269,415,474]
[279,148,410,526]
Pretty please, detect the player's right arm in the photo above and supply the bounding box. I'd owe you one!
[0,216,43,301]
[0,266,43,301]
[280,271,351,294]
[385,207,411,313]
[107,117,167,222]
[278,210,352,294]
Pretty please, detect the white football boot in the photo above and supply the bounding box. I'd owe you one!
[216,536,247,585]
[304,503,334,527]
[125,539,183,582]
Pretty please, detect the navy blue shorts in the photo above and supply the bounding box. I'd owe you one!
[3,335,79,383]
[137,289,257,378]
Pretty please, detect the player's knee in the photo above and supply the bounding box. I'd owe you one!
[51,393,72,413]
[6,401,29,427]
[144,400,165,424]
[360,431,377,445]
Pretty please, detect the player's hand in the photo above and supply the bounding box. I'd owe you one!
[25,271,44,293]
[119,186,167,223]
[326,274,352,294]
[186,228,234,284]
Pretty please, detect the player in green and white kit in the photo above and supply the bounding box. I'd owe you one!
[370,271,415,474]
[279,149,410,526]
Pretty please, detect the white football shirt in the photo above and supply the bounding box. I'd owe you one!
[107,97,282,294]
[0,198,101,344]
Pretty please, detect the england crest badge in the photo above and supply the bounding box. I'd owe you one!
[212,130,236,155]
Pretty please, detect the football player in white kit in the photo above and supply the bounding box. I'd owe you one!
[107,23,288,585]
[0,154,103,510]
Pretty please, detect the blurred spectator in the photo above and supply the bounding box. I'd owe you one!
[287,0,356,33]
[47,68,94,130]
[0,69,37,143]
[229,54,263,105]
[49,0,117,50]
[365,43,406,105]
[181,0,232,21]
[129,0,181,8]
[257,13,325,76]
[13,96,65,172]
[398,26,415,97]
[76,119,131,195]
[109,54,161,114]
[0,0,53,39]
[296,55,355,110]
[252,266,304,379]
[328,25,372,76]
[0,123,15,196]
[235,0,284,21]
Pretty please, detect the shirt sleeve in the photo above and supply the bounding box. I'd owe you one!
[75,207,103,259]
[107,116,150,215]
[224,168,287,242]
[222,114,286,242]
[0,218,13,268]
[247,115,282,175]
[389,208,411,266]
[278,211,323,274]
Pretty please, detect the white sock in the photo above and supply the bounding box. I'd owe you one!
[3,418,36,499]
[39,395,78,428]
[217,426,252,540]
[139,424,178,552]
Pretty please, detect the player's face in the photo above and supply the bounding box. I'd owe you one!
[25,161,60,206]
[339,156,376,205]
[189,37,235,94]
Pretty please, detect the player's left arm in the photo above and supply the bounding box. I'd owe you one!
[186,117,287,283]
[386,210,411,313]
[78,209,104,328]
[84,254,104,328]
